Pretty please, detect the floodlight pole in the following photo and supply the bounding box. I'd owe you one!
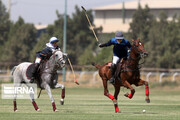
[8,0,11,18]
[138,0,141,7]
[62,0,67,82]
[122,1,125,24]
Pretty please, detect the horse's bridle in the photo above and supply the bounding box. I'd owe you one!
[123,41,147,71]
[53,51,65,68]
[133,41,144,56]
[56,57,65,67]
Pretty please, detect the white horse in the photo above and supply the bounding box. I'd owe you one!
[12,50,66,112]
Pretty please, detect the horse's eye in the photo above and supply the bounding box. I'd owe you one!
[55,54,58,57]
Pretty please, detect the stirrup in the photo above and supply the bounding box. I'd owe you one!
[30,77,34,83]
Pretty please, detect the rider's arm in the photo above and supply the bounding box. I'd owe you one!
[99,39,113,48]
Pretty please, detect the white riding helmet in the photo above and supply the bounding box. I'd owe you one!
[49,37,59,43]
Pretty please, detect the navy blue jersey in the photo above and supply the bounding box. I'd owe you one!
[36,46,59,60]
[103,38,132,58]
[36,47,53,60]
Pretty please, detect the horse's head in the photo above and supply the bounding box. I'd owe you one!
[53,50,66,68]
[132,38,148,58]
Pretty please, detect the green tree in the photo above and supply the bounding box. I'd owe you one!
[32,6,101,65]
[145,12,180,68]
[160,14,180,68]
[0,0,11,45]
[30,10,66,61]
[1,17,37,65]
[67,6,97,64]
[129,5,154,43]
[144,12,168,68]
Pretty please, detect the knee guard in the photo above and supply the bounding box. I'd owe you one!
[111,63,116,75]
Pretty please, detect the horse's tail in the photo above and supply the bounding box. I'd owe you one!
[91,62,101,69]
[11,66,17,76]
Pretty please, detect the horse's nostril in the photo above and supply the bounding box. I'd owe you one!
[61,61,65,64]
[144,52,148,56]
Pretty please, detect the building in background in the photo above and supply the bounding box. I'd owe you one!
[93,0,180,33]
[34,24,47,38]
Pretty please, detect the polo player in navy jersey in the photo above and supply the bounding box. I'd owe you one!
[99,32,132,84]
[30,37,61,83]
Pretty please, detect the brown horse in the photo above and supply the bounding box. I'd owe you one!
[92,38,150,113]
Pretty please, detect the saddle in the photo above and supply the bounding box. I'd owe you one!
[26,64,37,79]
[113,59,125,84]
[26,64,41,87]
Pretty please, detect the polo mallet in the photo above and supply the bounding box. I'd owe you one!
[81,6,99,43]
[67,58,79,85]
[37,88,42,98]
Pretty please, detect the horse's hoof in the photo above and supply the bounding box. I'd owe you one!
[115,111,121,113]
[54,109,59,112]
[124,93,129,97]
[146,99,150,103]
[60,99,64,105]
[14,109,18,112]
[36,109,41,112]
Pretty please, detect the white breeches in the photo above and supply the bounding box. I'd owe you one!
[35,58,41,63]
[112,56,120,64]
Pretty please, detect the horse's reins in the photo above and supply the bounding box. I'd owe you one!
[40,51,64,74]
[120,41,146,72]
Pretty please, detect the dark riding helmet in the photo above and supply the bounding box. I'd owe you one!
[115,32,124,40]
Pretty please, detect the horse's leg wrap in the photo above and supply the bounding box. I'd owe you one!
[60,88,65,105]
[32,101,39,111]
[128,89,135,99]
[13,100,17,111]
[61,88,65,99]
[145,84,149,96]
[107,94,115,100]
[52,102,57,111]
[113,102,120,113]
[128,93,133,99]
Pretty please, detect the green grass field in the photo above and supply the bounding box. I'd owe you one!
[0,86,180,120]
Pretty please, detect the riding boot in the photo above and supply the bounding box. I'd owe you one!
[30,63,40,83]
[109,63,116,84]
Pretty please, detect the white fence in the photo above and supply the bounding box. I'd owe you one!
[141,72,180,83]
[0,70,180,84]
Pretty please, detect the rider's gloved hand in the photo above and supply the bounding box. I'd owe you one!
[128,49,131,53]
[99,43,103,48]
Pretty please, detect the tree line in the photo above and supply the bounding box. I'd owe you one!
[0,0,179,69]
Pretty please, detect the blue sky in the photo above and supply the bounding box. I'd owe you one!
[2,0,133,25]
